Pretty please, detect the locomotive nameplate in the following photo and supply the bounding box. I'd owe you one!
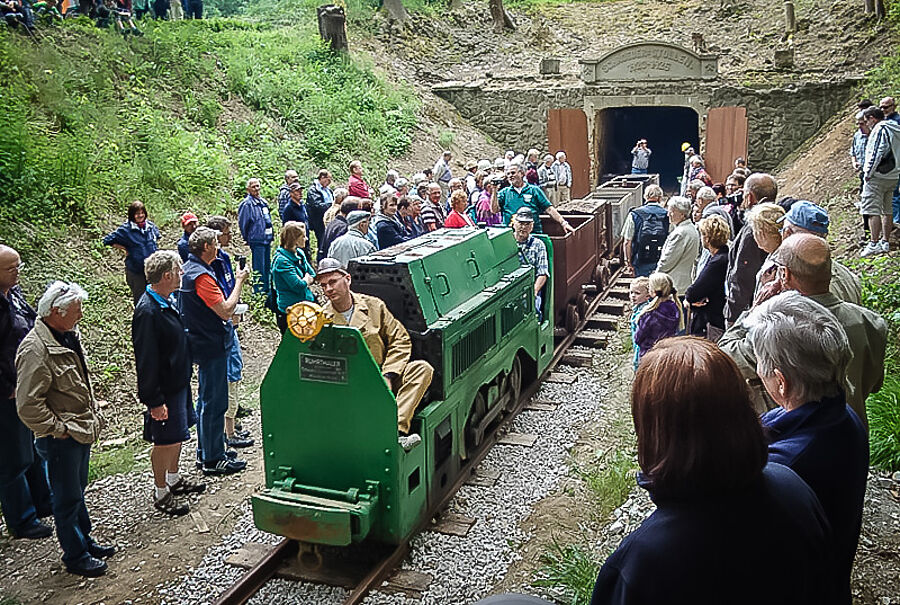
[299,353,348,384]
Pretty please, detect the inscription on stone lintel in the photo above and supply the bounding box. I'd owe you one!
[581,42,717,83]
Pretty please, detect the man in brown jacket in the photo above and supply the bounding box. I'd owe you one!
[16,281,114,577]
[316,258,433,451]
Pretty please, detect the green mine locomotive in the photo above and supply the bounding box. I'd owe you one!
[252,227,555,546]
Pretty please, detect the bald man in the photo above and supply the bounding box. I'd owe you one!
[724,173,777,325]
[0,245,53,539]
[720,234,887,425]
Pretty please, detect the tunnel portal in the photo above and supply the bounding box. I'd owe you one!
[595,106,700,192]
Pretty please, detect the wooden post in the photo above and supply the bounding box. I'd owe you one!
[783,1,796,33]
[317,5,348,53]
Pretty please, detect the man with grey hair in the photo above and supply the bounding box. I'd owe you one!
[323,187,349,227]
[622,184,668,276]
[328,210,376,268]
[0,245,52,541]
[133,251,205,516]
[17,281,114,577]
[182,227,250,475]
[720,234,886,422]
[379,169,399,196]
[537,154,558,205]
[276,169,299,218]
[238,177,274,294]
[552,151,572,204]
[746,291,868,603]
[724,172,776,325]
[655,195,699,294]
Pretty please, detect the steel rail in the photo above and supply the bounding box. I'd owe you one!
[216,267,627,605]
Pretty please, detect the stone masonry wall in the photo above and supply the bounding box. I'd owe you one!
[433,79,859,173]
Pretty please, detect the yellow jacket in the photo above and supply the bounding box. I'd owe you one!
[324,293,411,376]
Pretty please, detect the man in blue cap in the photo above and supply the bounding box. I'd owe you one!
[776,200,861,305]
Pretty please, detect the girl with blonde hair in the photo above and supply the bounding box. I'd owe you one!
[634,272,685,364]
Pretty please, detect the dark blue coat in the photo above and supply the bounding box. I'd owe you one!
[306,182,334,240]
[237,195,274,246]
[131,289,192,408]
[376,216,411,249]
[590,463,837,605]
[0,286,35,398]
[281,200,310,232]
[177,231,191,262]
[180,254,229,361]
[103,220,160,274]
[762,396,869,603]
[685,246,728,334]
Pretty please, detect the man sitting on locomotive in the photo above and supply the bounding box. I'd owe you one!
[315,258,434,452]
[490,163,575,235]
[511,208,550,320]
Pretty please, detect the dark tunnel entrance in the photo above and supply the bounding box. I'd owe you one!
[596,106,700,192]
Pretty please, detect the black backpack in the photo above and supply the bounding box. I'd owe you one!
[631,205,669,265]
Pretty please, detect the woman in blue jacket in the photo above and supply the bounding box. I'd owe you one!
[103,201,160,304]
[271,221,316,334]
[591,337,835,605]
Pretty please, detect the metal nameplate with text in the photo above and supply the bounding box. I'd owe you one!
[299,354,348,384]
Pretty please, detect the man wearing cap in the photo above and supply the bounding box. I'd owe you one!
[776,200,861,305]
[281,182,311,259]
[316,258,433,451]
[327,210,376,268]
[511,209,550,319]
[492,163,575,235]
[464,160,478,195]
[276,169,299,218]
[433,151,453,201]
[537,154,558,205]
[307,170,334,260]
[237,178,274,294]
[178,213,199,262]
[720,234,886,426]
[552,151,572,204]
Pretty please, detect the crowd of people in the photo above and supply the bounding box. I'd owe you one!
[0,120,892,594]
[2,0,205,37]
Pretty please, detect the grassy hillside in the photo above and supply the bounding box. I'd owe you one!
[0,12,416,448]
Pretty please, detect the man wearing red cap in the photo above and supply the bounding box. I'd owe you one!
[178,212,199,262]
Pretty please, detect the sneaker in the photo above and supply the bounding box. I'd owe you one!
[202,458,247,476]
[236,405,252,418]
[879,239,891,254]
[861,241,881,257]
[87,542,116,559]
[234,428,251,439]
[12,520,52,540]
[398,433,422,452]
[153,491,190,516]
[225,435,255,448]
[196,449,239,468]
[65,555,107,578]
[168,477,207,496]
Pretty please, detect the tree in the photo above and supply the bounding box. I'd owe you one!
[383,0,408,22]
[489,0,515,33]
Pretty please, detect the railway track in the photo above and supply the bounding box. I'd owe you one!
[214,268,633,605]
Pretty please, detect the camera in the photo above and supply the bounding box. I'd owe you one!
[236,255,247,270]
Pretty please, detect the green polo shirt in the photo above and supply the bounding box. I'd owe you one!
[497,184,552,233]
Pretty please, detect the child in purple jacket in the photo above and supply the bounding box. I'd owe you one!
[634,272,684,364]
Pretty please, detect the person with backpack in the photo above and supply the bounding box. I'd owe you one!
[622,185,669,277]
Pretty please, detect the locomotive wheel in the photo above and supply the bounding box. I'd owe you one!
[577,292,589,319]
[565,303,580,333]
[464,390,488,453]
[599,264,611,290]
[504,355,523,412]
[591,263,604,289]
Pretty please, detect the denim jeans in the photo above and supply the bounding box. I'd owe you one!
[631,167,649,174]
[0,399,52,534]
[226,324,243,383]
[893,182,900,224]
[34,437,93,564]
[196,355,228,464]
[249,243,271,295]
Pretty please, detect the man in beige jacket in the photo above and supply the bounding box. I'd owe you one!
[16,281,113,577]
[316,258,433,451]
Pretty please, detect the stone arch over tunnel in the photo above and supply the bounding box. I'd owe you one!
[595,106,700,192]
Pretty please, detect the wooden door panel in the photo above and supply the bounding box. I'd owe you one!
[547,109,591,200]
[705,106,748,183]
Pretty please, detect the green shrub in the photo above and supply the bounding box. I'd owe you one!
[868,375,900,471]
[576,449,636,519]
[534,541,599,605]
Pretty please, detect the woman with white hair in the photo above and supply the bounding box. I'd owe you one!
[746,291,868,602]
[16,281,115,577]
[655,196,700,294]
[688,155,712,186]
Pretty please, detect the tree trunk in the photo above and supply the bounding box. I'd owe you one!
[317,4,348,52]
[865,0,875,15]
[489,0,515,32]
[875,0,886,19]
[383,0,408,21]
[449,0,463,9]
